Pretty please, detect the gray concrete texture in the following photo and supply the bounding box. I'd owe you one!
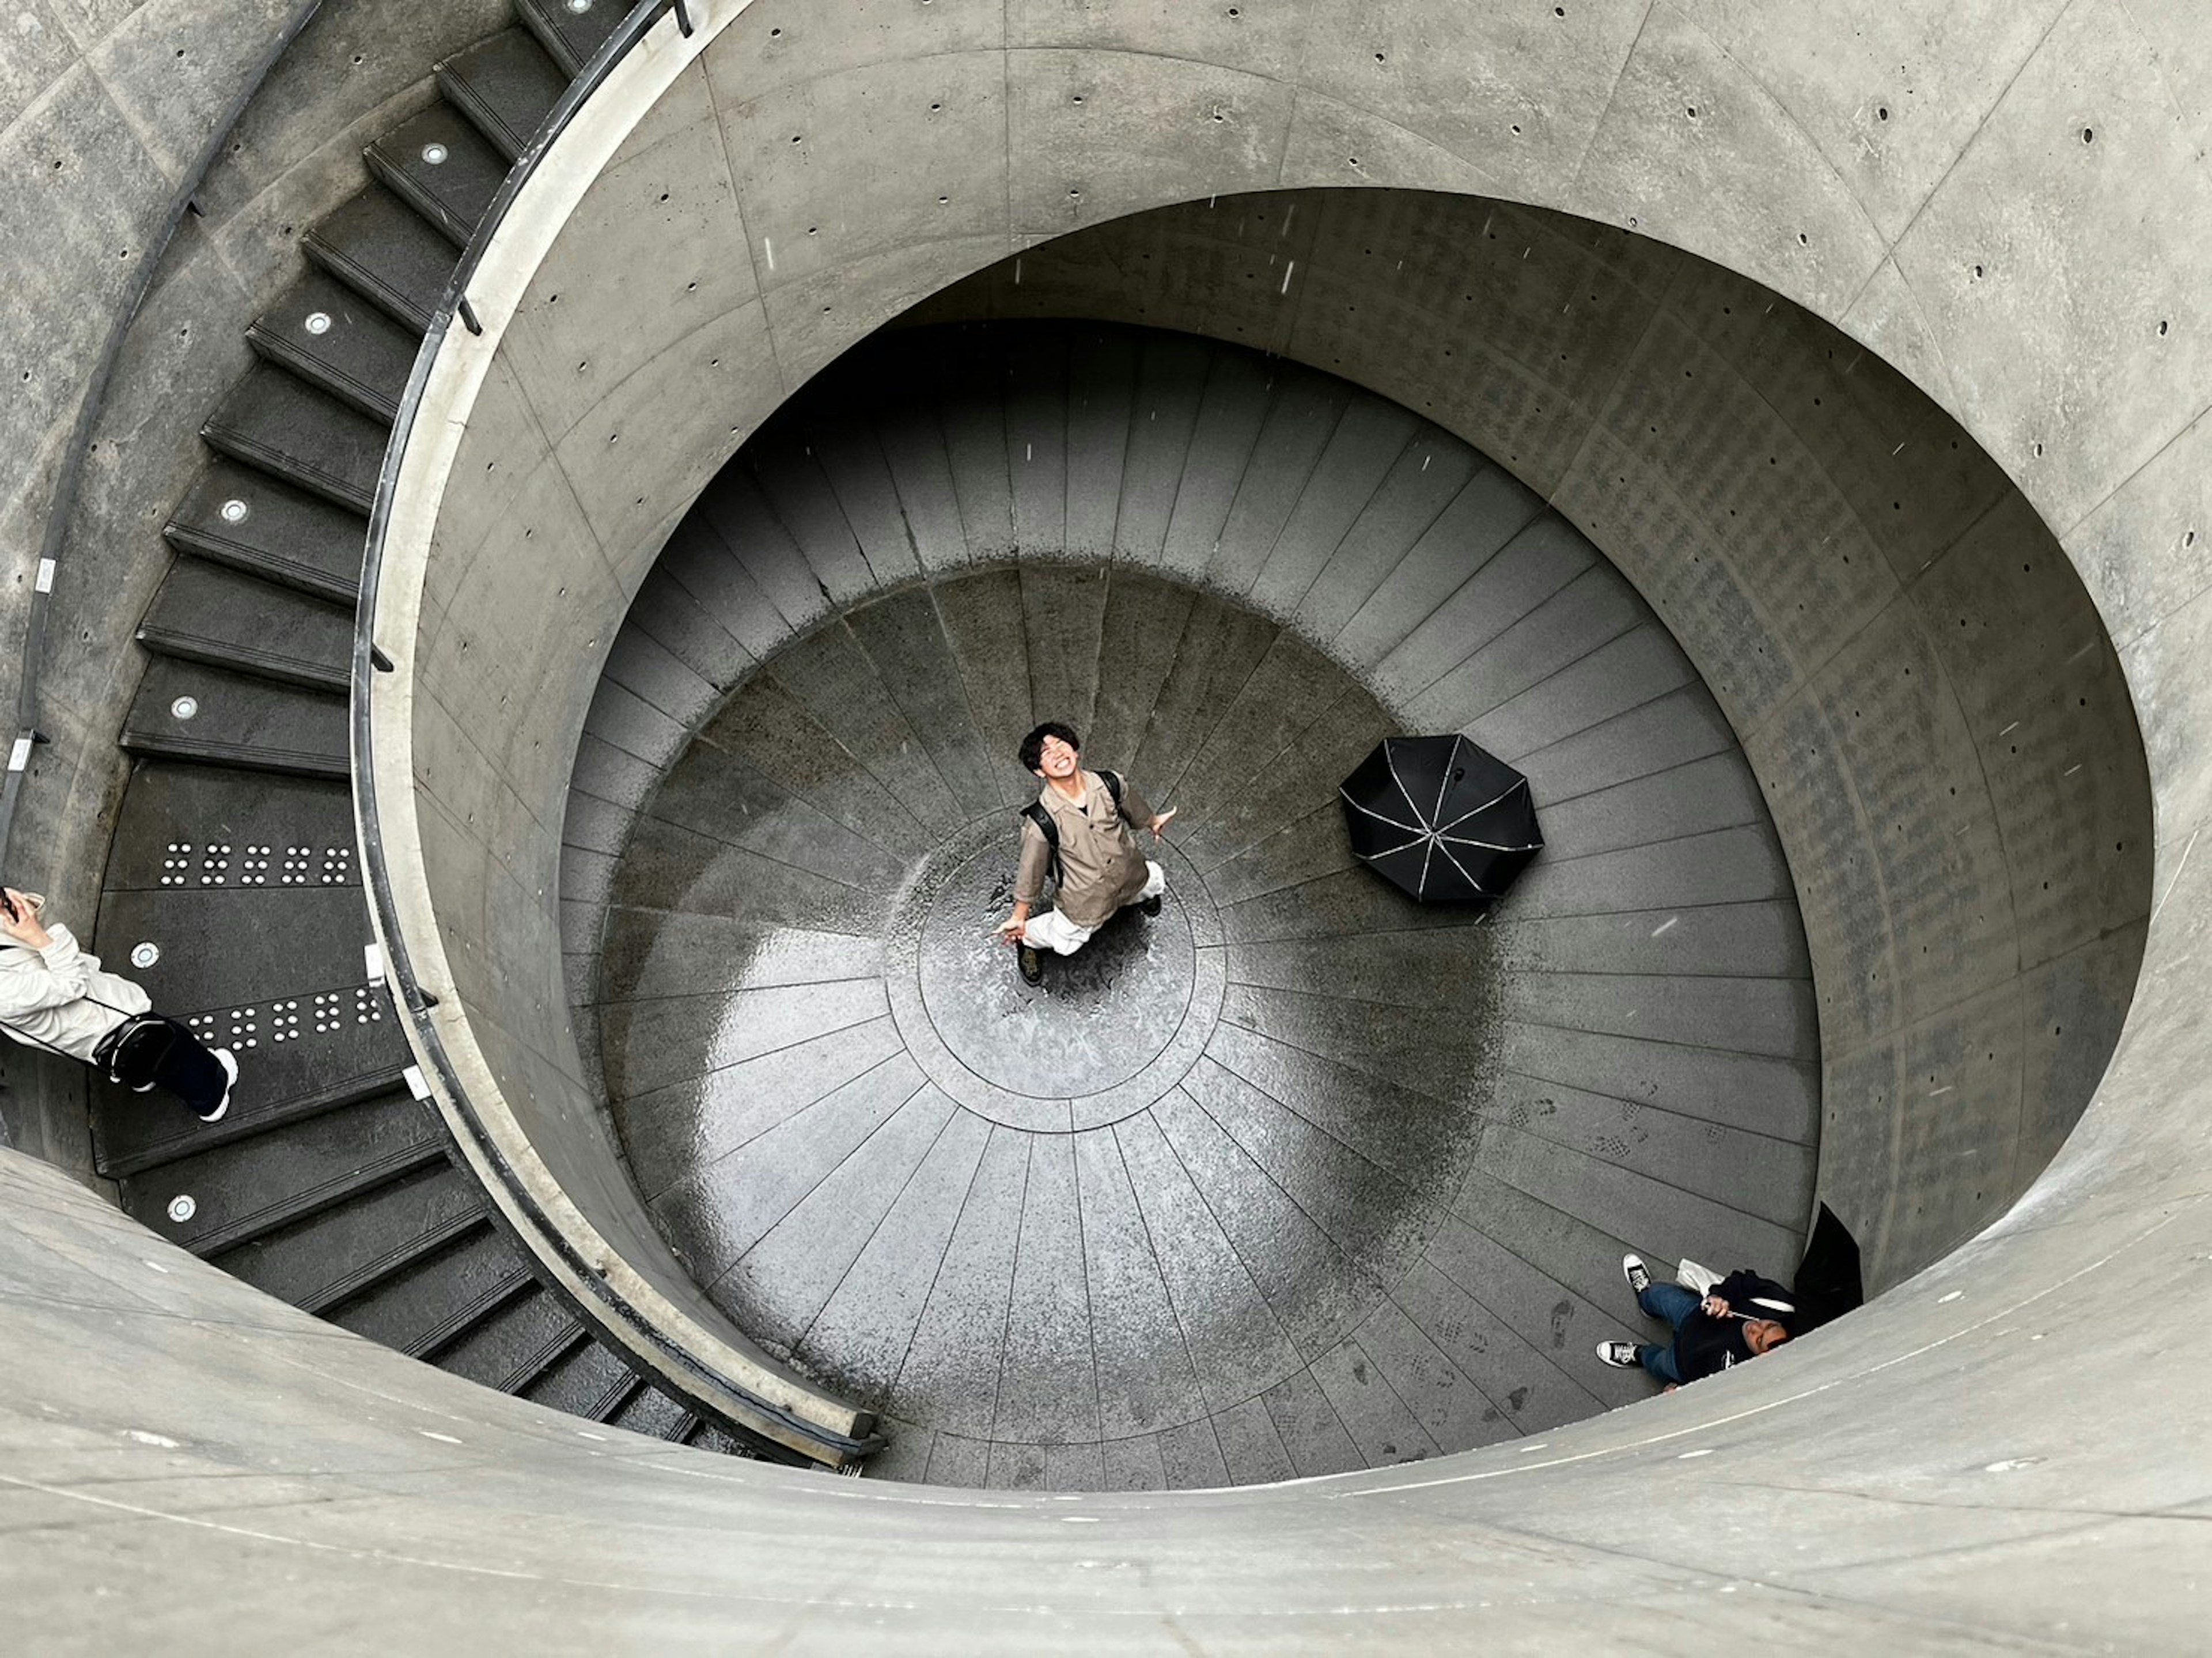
[567,339,1821,1484]
[0,0,516,1171]
[4,0,2209,1644]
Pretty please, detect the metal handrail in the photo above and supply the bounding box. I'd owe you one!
[351,0,879,1465]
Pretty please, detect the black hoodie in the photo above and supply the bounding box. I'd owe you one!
[1669,1269,1797,1383]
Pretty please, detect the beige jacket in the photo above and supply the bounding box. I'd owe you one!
[1016,769,1159,928]
[0,925,153,1064]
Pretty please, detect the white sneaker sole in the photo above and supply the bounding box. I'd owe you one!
[200,1048,238,1123]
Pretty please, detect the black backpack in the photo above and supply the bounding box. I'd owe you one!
[1020,769,1127,890]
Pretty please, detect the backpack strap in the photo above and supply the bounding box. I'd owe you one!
[1019,799,1062,889]
[1100,769,1128,822]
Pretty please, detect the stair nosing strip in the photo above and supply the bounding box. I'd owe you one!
[501,1318,594,1396]
[94,1065,406,1179]
[133,624,353,692]
[406,1266,540,1362]
[300,234,438,336]
[244,328,403,423]
[296,1208,488,1317]
[161,525,362,606]
[197,426,376,514]
[118,730,350,778]
[161,1137,449,1259]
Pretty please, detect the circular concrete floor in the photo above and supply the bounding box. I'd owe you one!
[577,323,1821,1488]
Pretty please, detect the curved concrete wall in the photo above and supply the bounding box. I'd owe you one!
[0,0,514,1168]
[378,0,2148,1309]
[904,191,2153,1289]
[15,0,2186,1641]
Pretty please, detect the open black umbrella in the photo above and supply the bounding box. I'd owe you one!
[1339,735,1543,903]
[1790,1203,1864,1334]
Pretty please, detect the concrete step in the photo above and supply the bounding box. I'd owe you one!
[118,1090,448,1257]
[437,26,567,163]
[302,183,454,335]
[85,885,405,1178]
[331,1227,539,1360]
[245,271,419,422]
[164,460,366,606]
[211,1160,487,1313]
[200,363,386,514]
[135,560,353,692]
[120,659,347,776]
[365,103,506,248]
[517,0,626,78]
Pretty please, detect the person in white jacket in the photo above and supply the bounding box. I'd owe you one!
[0,886,236,1122]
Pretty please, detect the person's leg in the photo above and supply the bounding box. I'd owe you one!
[143,1019,235,1121]
[1637,1341,1684,1384]
[1021,908,1097,957]
[1639,1282,1701,1331]
[1123,859,1166,917]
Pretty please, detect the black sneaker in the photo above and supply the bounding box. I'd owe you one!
[1596,1340,1641,1369]
[1139,894,1162,917]
[1017,945,1044,987]
[1622,1253,1652,1296]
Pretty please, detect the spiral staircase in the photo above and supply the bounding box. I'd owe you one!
[86,0,770,1460]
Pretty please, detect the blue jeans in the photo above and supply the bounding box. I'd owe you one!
[1636,1283,1699,1384]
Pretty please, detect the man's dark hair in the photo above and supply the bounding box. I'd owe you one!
[1019,721,1081,775]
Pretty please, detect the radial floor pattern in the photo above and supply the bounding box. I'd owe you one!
[565,323,1820,1489]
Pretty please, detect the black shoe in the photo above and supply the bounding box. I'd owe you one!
[1140,894,1162,917]
[1596,1340,1641,1369]
[1017,946,1044,987]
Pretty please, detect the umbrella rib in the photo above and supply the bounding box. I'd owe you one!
[1431,836,1492,897]
[1428,738,1457,830]
[1340,794,1427,835]
[1380,744,1432,830]
[1440,833,1542,853]
[1434,780,1525,832]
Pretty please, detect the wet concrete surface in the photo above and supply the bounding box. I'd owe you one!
[578,336,1821,1489]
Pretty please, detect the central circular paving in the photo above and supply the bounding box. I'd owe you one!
[582,323,1824,1491]
[885,815,1224,1132]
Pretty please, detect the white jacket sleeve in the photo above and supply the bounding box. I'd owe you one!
[0,925,99,1018]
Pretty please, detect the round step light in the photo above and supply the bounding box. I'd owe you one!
[169,696,198,721]
[218,498,249,525]
[304,311,332,335]
[130,943,160,968]
[421,143,449,166]
[567,0,593,12]
[165,1194,196,1224]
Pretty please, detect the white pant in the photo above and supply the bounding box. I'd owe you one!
[1022,861,1165,955]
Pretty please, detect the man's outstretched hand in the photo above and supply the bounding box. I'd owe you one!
[1148,807,1177,838]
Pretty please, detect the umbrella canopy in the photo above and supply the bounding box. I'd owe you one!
[1339,735,1543,903]
[1790,1203,1864,1333]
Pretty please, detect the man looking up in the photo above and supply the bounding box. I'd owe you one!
[995,722,1176,986]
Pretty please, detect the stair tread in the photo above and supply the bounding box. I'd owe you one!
[137,560,354,692]
[438,26,566,163]
[517,0,624,78]
[104,762,354,891]
[302,183,454,335]
[121,659,349,777]
[246,271,419,422]
[434,1284,586,1391]
[165,461,367,605]
[521,1335,639,1420]
[201,363,386,514]
[365,104,507,249]
[211,1161,484,1312]
[119,1090,445,1255]
[330,1228,536,1359]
